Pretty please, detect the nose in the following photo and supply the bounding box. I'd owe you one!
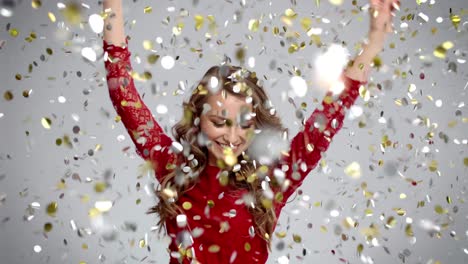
[224,125,243,144]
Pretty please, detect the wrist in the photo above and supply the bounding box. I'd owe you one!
[363,31,386,56]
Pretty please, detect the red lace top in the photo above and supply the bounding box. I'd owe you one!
[103,38,364,264]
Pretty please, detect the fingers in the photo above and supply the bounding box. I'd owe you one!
[391,0,400,12]
[371,0,399,12]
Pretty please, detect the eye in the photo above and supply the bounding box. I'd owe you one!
[211,120,225,127]
[240,122,254,129]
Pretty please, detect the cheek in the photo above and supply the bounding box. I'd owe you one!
[200,122,220,141]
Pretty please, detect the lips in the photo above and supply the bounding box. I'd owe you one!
[215,141,241,151]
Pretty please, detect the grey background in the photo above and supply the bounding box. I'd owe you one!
[1,0,467,263]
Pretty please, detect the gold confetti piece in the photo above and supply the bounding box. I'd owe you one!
[329,0,343,5]
[248,19,259,32]
[207,200,215,208]
[31,0,42,9]
[284,8,297,18]
[4,91,13,101]
[292,234,302,243]
[139,239,146,248]
[143,6,152,14]
[450,14,460,30]
[44,222,52,232]
[41,117,52,129]
[275,231,287,238]
[320,225,328,233]
[46,202,58,216]
[434,205,447,214]
[31,0,41,9]
[394,208,406,216]
[300,17,312,31]
[208,244,220,253]
[386,216,397,228]
[82,243,88,249]
[194,15,204,31]
[142,40,153,50]
[244,242,251,252]
[219,173,229,186]
[25,31,37,43]
[261,198,272,209]
[433,41,454,59]
[223,147,237,166]
[344,162,361,179]
[428,160,438,172]
[357,244,364,255]
[80,194,90,203]
[88,207,100,218]
[463,157,468,167]
[9,28,19,37]
[94,182,107,193]
[446,196,452,204]
[48,12,56,23]
[343,217,357,229]
[147,54,160,64]
[405,224,414,237]
[61,2,82,25]
[56,179,66,190]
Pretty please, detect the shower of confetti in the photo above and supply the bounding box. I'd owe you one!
[0,0,467,263]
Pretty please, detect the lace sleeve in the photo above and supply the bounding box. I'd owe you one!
[103,38,176,180]
[273,74,365,215]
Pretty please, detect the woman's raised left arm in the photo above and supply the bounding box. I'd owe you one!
[272,0,398,214]
[345,0,399,82]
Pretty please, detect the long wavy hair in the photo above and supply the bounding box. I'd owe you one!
[147,65,285,250]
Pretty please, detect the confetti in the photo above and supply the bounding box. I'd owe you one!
[31,0,41,9]
[344,162,361,179]
[81,47,96,62]
[289,76,308,97]
[46,202,57,217]
[161,55,175,69]
[33,245,42,253]
[88,14,104,34]
[41,117,52,129]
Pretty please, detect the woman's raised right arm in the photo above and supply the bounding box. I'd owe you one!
[102,0,175,179]
[103,0,126,47]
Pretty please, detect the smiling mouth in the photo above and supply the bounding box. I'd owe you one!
[215,141,241,151]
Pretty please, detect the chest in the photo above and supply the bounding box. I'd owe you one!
[177,186,255,239]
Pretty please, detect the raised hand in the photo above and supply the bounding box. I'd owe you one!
[369,0,400,33]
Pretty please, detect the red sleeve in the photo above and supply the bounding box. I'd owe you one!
[273,75,365,216]
[103,38,176,181]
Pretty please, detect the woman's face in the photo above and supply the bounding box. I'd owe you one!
[199,90,256,166]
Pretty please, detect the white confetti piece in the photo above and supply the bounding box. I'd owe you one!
[33,245,42,253]
[156,104,168,114]
[89,14,104,34]
[176,214,187,228]
[315,44,349,89]
[289,76,308,97]
[58,96,66,103]
[344,162,361,179]
[81,47,96,62]
[161,55,175,69]
[0,8,13,17]
[95,201,113,212]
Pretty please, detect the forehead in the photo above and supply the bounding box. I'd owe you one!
[204,91,253,117]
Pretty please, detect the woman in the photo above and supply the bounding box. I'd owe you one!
[103,0,397,263]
